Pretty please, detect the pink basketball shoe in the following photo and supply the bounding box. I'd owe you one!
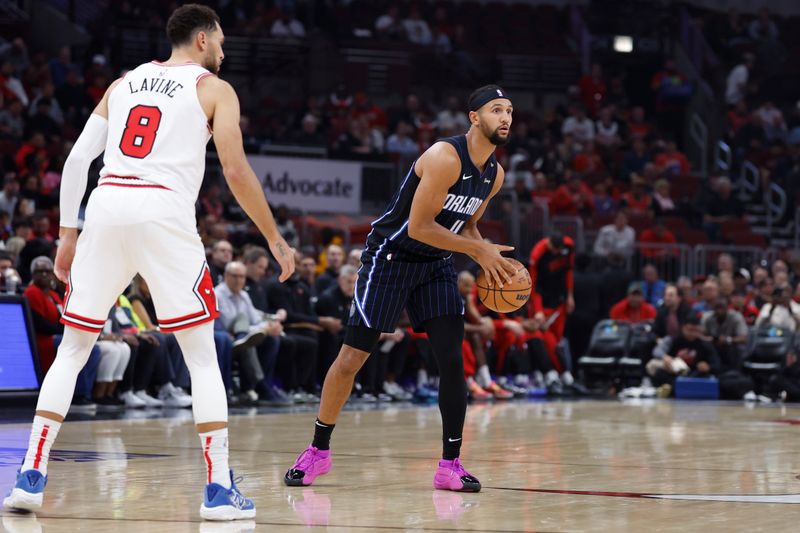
[433,458,481,492]
[284,446,332,486]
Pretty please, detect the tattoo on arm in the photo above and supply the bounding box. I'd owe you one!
[277,242,287,256]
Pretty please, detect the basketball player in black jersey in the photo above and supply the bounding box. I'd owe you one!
[285,85,517,492]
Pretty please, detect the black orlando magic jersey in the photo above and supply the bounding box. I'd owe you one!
[367,135,497,261]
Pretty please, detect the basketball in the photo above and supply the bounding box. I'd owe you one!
[476,258,531,313]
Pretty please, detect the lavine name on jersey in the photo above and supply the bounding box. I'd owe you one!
[128,77,185,98]
[442,194,483,217]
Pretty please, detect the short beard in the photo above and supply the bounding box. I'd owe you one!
[481,123,509,146]
[489,131,510,145]
[202,52,219,74]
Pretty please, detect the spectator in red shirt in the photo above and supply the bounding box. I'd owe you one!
[23,255,101,408]
[572,140,605,176]
[731,289,759,326]
[23,256,63,373]
[627,106,652,139]
[654,140,691,175]
[531,172,554,205]
[727,100,749,137]
[14,131,47,177]
[550,173,593,216]
[619,175,651,216]
[350,92,388,132]
[577,63,607,117]
[639,218,677,259]
[610,282,657,323]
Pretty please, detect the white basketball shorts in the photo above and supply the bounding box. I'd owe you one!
[61,215,218,333]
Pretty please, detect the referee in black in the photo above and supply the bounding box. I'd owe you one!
[284,86,517,492]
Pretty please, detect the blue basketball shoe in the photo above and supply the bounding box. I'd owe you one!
[3,469,47,511]
[200,470,256,521]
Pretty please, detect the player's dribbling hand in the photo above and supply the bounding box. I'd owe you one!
[269,237,295,282]
[54,228,78,284]
[474,242,516,288]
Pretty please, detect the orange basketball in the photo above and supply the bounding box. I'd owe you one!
[476,258,532,313]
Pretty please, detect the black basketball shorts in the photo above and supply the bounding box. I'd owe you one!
[347,248,464,333]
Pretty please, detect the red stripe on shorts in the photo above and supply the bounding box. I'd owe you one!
[100,175,171,190]
[99,183,170,190]
[160,310,208,325]
[62,311,105,325]
[158,313,218,333]
[60,317,104,333]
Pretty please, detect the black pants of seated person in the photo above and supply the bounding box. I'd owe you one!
[356,333,411,394]
[277,332,319,392]
[765,373,800,401]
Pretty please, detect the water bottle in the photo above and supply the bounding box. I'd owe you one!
[4,268,18,294]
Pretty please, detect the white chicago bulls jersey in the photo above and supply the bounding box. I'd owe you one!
[97,60,213,215]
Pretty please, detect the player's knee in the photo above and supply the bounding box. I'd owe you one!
[336,345,370,376]
[439,350,465,375]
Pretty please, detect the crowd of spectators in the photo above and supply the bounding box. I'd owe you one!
[4,3,800,412]
[709,7,800,228]
[8,210,800,410]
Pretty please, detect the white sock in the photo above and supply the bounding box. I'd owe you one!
[21,416,62,475]
[199,428,231,489]
[417,369,428,388]
[561,371,574,386]
[477,365,492,388]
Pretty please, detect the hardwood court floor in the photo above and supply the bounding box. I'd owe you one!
[2,400,800,532]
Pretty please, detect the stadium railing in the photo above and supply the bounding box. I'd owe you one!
[766,183,788,236]
[629,243,692,281]
[795,207,800,251]
[693,244,779,277]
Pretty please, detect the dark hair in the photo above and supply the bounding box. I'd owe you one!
[0,250,12,262]
[665,283,682,298]
[243,246,268,264]
[166,4,220,47]
[549,230,564,249]
[12,217,31,230]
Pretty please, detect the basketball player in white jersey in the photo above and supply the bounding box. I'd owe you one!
[3,4,293,521]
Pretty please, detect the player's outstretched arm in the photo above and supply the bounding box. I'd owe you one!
[205,77,295,282]
[461,163,505,242]
[54,79,120,283]
[408,143,516,287]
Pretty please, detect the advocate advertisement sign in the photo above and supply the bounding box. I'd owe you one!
[249,155,362,214]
